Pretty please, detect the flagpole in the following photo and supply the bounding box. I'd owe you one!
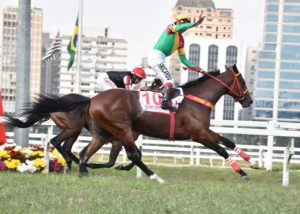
[76,0,83,93]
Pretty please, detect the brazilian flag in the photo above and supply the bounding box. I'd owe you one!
[67,16,78,71]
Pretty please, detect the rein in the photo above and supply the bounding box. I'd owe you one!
[202,70,246,101]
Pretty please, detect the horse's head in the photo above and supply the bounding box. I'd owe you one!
[225,64,253,108]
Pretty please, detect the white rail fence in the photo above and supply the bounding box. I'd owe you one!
[3,120,300,186]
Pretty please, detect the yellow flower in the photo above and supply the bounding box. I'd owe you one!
[51,150,60,157]
[4,159,21,169]
[0,150,10,159]
[57,157,66,166]
[33,158,46,169]
[31,151,44,157]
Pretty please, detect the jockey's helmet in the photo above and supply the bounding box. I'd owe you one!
[132,67,146,79]
[175,13,191,22]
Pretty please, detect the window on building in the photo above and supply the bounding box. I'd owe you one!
[223,95,235,120]
[224,46,238,120]
[220,11,232,17]
[255,110,273,118]
[226,46,238,66]
[188,44,201,81]
[208,45,218,71]
[266,4,279,12]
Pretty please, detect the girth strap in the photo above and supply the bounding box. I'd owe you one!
[184,94,214,109]
[169,111,175,141]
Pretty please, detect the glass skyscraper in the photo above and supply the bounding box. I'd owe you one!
[254,0,300,122]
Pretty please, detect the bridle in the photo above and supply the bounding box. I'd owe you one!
[203,69,248,102]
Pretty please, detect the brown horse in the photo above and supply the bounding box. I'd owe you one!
[3,79,163,170]
[56,65,256,182]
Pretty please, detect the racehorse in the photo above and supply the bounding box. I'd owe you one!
[20,65,256,182]
[3,79,163,171]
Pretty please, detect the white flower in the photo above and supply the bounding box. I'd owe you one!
[17,163,28,173]
[13,146,22,152]
[27,165,37,173]
[49,154,57,161]
[16,162,37,173]
[23,148,33,158]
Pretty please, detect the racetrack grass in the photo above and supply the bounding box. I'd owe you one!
[0,166,299,214]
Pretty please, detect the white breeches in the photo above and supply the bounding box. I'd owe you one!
[96,73,118,91]
[148,49,174,86]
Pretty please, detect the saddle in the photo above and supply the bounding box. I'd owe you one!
[138,88,184,113]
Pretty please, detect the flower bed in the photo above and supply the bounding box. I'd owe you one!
[0,144,66,173]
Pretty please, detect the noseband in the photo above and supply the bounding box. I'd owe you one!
[204,70,247,102]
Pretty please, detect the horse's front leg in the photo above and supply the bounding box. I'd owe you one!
[217,134,259,169]
[192,128,250,180]
[86,140,122,169]
[120,130,165,184]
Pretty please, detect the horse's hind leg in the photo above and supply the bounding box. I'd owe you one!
[62,133,81,169]
[194,129,249,180]
[50,132,74,167]
[217,134,259,169]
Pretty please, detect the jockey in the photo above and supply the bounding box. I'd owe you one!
[97,67,146,91]
[148,12,205,111]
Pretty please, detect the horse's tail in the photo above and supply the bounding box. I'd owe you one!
[4,94,91,128]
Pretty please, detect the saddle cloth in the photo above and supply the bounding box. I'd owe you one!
[138,89,184,113]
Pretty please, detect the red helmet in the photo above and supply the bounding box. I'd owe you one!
[132,67,146,79]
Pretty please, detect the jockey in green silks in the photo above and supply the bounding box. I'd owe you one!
[149,12,205,111]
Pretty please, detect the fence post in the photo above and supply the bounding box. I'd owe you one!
[282,148,291,187]
[190,145,194,165]
[195,148,200,165]
[258,146,263,168]
[136,135,143,179]
[122,148,127,163]
[282,138,295,187]
[44,125,53,174]
[266,121,274,171]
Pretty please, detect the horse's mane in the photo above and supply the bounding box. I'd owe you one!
[180,70,221,88]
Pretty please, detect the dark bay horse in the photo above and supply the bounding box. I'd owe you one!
[40,65,256,182]
[3,79,163,170]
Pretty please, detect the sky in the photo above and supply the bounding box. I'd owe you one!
[0,0,264,68]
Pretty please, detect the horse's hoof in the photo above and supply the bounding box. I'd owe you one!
[78,172,88,178]
[63,166,70,174]
[250,160,259,169]
[150,174,165,184]
[241,175,250,180]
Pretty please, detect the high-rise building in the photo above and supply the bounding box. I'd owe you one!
[0,7,43,113]
[254,0,300,122]
[170,0,233,83]
[41,32,60,95]
[182,37,242,121]
[59,27,128,96]
[241,47,258,120]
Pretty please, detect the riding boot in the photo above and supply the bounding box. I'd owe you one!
[161,87,176,111]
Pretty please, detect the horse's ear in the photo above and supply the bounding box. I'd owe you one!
[232,64,239,74]
[232,64,237,71]
[225,65,230,71]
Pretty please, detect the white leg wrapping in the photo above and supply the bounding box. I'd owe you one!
[150,174,165,184]
[250,159,259,169]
